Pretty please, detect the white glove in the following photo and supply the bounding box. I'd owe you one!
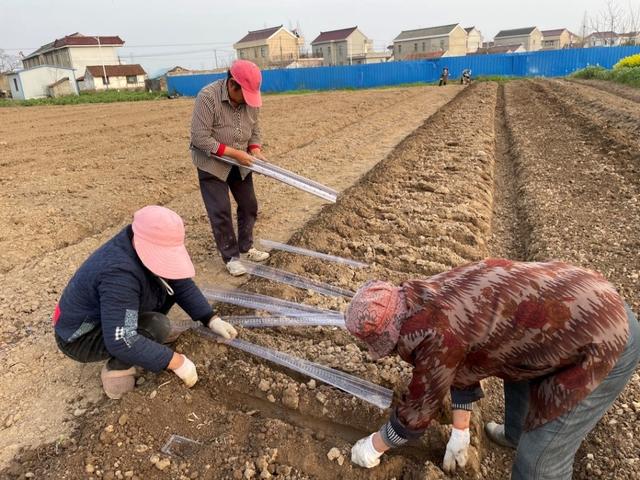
[443,427,470,473]
[351,433,383,468]
[208,316,238,339]
[172,354,198,387]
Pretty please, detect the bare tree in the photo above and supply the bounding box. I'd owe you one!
[0,49,21,72]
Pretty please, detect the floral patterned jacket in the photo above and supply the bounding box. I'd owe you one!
[391,259,629,437]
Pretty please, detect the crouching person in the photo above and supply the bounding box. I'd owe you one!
[53,205,238,399]
[347,259,640,479]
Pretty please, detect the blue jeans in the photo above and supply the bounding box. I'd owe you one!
[504,304,640,480]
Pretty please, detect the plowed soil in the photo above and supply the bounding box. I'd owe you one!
[1,79,639,480]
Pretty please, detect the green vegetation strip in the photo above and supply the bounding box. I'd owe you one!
[0,90,169,107]
[571,53,640,88]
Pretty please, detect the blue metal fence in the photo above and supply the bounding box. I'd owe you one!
[167,46,640,97]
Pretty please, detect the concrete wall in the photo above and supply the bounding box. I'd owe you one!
[69,47,120,76]
[48,78,76,97]
[466,29,483,52]
[8,66,78,99]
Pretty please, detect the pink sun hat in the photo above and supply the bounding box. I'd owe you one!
[230,60,262,108]
[345,280,408,360]
[131,206,195,280]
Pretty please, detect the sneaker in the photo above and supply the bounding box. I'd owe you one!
[226,259,247,276]
[485,422,517,449]
[101,363,137,400]
[243,247,270,262]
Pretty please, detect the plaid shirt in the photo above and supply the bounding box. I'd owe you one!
[385,259,629,443]
[190,78,262,181]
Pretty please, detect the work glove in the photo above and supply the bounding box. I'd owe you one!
[171,354,198,387]
[351,433,384,468]
[443,427,470,473]
[208,316,238,339]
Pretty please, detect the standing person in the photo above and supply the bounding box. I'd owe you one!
[190,59,271,277]
[346,259,639,479]
[53,206,238,399]
[439,67,449,86]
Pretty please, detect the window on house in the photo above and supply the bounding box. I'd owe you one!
[13,78,19,91]
[261,46,266,57]
[254,48,258,57]
[102,76,110,85]
[440,39,445,50]
[422,42,426,51]
[398,44,402,53]
[126,75,137,84]
[414,43,418,51]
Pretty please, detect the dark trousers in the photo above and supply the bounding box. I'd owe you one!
[55,310,172,371]
[198,166,258,263]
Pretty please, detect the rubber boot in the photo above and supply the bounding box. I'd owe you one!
[101,361,136,400]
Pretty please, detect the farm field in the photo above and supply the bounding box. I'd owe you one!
[0,79,638,479]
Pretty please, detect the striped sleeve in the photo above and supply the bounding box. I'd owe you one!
[249,109,262,149]
[190,89,223,156]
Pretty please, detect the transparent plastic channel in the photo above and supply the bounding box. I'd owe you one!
[160,434,202,458]
[259,239,369,268]
[211,154,337,203]
[202,287,343,318]
[221,315,346,328]
[194,327,392,410]
[239,260,355,298]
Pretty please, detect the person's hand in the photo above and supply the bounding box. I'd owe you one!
[351,433,384,468]
[443,427,470,473]
[208,316,238,339]
[227,148,253,166]
[170,353,198,387]
[249,148,267,162]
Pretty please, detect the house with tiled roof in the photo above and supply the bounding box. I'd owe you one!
[469,44,526,55]
[233,25,304,68]
[584,31,622,47]
[464,27,484,53]
[80,64,147,91]
[22,33,125,74]
[392,24,469,60]
[541,29,579,49]
[494,27,543,51]
[311,27,373,66]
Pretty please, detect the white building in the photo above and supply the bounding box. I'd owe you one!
[80,64,146,91]
[21,33,125,76]
[584,32,621,47]
[8,66,79,100]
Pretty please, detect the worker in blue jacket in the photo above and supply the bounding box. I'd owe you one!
[53,205,237,399]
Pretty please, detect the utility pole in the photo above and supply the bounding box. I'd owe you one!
[94,36,108,90]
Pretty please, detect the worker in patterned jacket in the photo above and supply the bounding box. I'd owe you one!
[53,206,238,399]
[190,59,270,277]
[347,259,639,479]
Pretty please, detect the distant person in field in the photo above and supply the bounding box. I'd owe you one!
[346,259,639,479]
[190,59,270,277]
[52,206,238,399]
[439,67,450,86]
[461,68,472,85]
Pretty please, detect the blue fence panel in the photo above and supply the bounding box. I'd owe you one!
[167,45,640,96]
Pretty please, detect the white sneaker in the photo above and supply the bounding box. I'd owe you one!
[243,247,270,262]
[226,259,247,276]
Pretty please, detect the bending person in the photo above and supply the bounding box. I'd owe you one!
[347,259,639,479]
[53,205,237,399]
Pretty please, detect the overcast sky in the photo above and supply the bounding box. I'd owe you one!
[1,0,636,74]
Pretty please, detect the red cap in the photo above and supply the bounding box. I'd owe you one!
[230,60,262,108]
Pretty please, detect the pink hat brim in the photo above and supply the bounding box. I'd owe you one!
[134,236,195,280]
[242,87,262,108]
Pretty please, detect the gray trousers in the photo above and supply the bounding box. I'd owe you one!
[198,167,257,263]
[505,304,640,479]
